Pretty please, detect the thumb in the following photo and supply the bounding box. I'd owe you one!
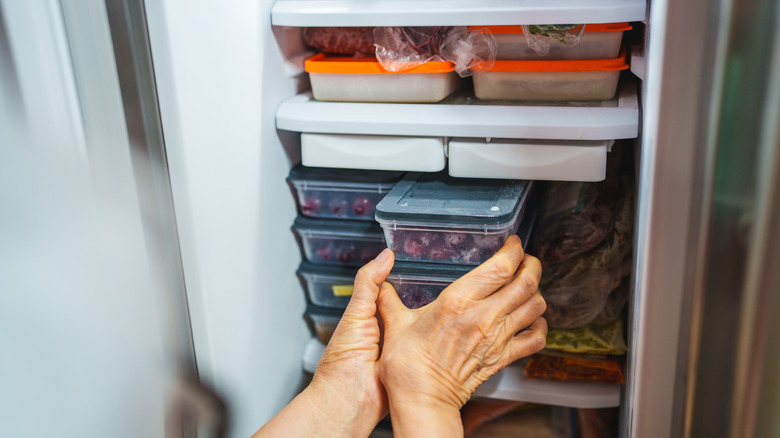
[377,280,406,325]
[344,248,394,318]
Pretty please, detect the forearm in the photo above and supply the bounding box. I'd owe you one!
[388,399,463,438]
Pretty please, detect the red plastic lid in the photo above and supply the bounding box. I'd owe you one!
[470,23,632,35]
[486,49,629,72]
[305,53,455,74]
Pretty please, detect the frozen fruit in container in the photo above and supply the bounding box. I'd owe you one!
[376,172,533,265]
[287,165,404,221]
[386,261,472,309]
[297,261,357,310]
[292,216,386,267]
[304,305,343,345]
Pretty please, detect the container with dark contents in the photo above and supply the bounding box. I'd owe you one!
[297,261,358,309]
[375,173,533,265]
[387,209,537,309]
[304,305,343,345]
[292,216,386,267]
[287,165,404,221]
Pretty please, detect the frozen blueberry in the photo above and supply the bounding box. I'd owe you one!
[461,247,484,264]
[444,232,468,248]
[328,196,349,215]
[428,245,458,261]
[352,197,374,217]
[300,196,322,215]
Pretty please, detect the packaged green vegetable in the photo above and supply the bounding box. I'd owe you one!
[544,319,627,355]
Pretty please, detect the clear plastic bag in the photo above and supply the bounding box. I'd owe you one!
[520,24,587,57]
[591,278,629,327]
[374,26,496,77]
[302,27,375,56]
[544,319,628,355]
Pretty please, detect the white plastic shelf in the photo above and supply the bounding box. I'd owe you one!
[276,81,639,141]
[271,0,646,27]
[301,337,621,409]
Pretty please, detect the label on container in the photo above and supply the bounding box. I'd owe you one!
[332,285,354,297]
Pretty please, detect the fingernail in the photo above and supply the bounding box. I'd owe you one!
[375,248,390,263]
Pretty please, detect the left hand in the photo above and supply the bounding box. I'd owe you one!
[306,248,395,436]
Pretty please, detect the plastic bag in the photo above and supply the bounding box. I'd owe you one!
[524,353,625,384]
[544,319,628,355]
[520,24,587,57]
[591,278,629,327]
[374,26,496,77]
[542,258,631,329]
[302,27,375,56]
[531,153,621,265]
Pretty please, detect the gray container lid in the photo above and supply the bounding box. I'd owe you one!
[297,260,358,278]
[375,173,532,225]
[292,216,384,235]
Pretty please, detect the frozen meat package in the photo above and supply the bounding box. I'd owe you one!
[302,27,375,56]
[376,172,533,266]
[524,353,625,384]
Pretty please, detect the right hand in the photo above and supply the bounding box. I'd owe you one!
[376,235,547,436]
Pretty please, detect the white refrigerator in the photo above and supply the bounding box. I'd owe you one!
[2,0,778,437]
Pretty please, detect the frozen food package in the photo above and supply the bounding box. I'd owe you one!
[524,353,625,384]
[531,150,621,265]
[374,26,496,77]
[578,408,616,438]
[520,24,587,57]
[302,27,375,55]
[544,319,628,355]
[541,257,631,329]
[591,278,629,326]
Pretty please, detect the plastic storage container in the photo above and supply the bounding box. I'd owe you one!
[473,51,629,101]
[287,165,404,221]
[473,23,632,60]
[292,216,386,267]
[297,261,358,309]
[304,305,343,345]
[305,53,460,103]
[388,209,537,309]
[375,173,533,265]
[301,133,447,172]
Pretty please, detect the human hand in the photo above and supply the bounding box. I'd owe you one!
[376,235,547,437]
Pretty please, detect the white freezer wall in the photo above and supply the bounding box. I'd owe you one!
[144,1,310,436]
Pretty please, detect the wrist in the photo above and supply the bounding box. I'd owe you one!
[303,374,385,437]
[387,396,463,438]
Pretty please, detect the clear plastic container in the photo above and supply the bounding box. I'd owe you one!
[305,53,460,103]
[376,173,533,265]
[292,216,386,267]
[297,261,357,309]
[304,305,343,345]
[473,52,629,102]
[473,23,632,60]
[388,208,537,309]
[287,165,404,221]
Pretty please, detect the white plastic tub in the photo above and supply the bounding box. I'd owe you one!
[305,53,460,103]
[473,52,629,102]
[474,23,631,60]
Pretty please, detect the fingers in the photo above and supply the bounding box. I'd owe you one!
[440,235,525,302]
[486,254,542,316]
[504,291,546,337]
[505,317,548,364]
[344,248,394,318]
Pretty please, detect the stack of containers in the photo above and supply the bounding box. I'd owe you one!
[472,23,632,101]
[287,165,404,344]
[375,172,536,309]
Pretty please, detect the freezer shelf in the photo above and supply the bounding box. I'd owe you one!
[301,337,621,409]
[271,0,646,27]
[276,81,639,141]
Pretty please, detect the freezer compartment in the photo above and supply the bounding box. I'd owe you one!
[305,54,460,103]
[448,138,611,181]
[292,216,386,267]
[476,23,631,60]
[304,305,342,345]
[287,164,404,221]
[297,261,357,309]
[301,133,446,172]
[473,53,629,101]
[376,173,532,265]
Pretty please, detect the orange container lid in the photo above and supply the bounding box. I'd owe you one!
[486,50,629,72]
[305,53,455,74]
[469,23,632,35]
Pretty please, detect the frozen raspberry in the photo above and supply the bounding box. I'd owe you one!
[443,232,468,248]
[315,245,331,261]
[300,196,322,215]
[402,236,425,258]
[352,197,374,217]
[336,246,355,264]
[328,196,348,215]
[428,245,458,261]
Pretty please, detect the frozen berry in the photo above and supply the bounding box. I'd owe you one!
[336,246,355,264]
[402,236,425,258]
[475,234,503,250]
[360,246,382,264]
[417,232,438,247]
[461,247,483,264]
[428,245,457,261]
[328,196,348,215]
[352,197,374,217]
[443,232,468,248]
[300,196,322,215]
[315,245,331,261]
